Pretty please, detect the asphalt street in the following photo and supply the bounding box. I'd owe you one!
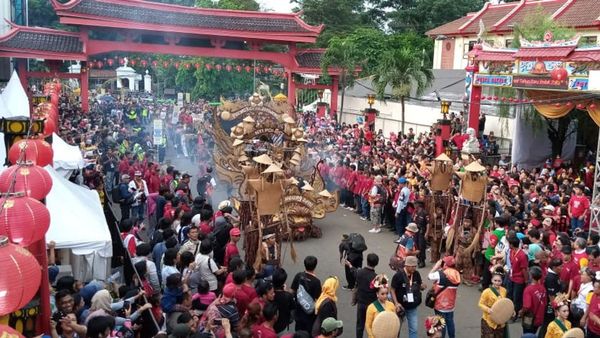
[165,153,525,338]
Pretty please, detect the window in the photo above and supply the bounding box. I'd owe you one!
[579,36,598,47]
[505,39,513,48]
[463,40,477,59]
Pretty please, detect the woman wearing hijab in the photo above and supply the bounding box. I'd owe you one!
[312,276,340,337]
[84,290,151,326]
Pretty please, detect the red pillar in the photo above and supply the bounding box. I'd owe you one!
[81,64,89,113]
[330,76,339,119]
[33,238,50,335]
[287,71,296,109]
[466,47,482,136]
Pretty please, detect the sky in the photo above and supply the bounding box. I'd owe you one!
[257,0,295,13]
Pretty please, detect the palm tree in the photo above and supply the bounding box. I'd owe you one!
[372,47,433,134]
[321,36,362,124]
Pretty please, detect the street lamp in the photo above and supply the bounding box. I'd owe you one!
[367,93,376,108]
[440,100,451,120]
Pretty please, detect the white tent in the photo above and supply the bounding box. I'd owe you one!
[52,133,85,177]
[0,71,28,166]
[45,166,113,281]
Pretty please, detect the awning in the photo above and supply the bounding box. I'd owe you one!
[473,51,515,62]
[568,50,600,62]
[514,46,576,59]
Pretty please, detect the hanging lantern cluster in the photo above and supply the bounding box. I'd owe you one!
[88,57,287,77]
[0,112,55,316]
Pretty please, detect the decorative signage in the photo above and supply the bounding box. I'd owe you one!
[512,76,568,90]
[518,60,564,74]
[569,77,589,91]
[474,74,513,87]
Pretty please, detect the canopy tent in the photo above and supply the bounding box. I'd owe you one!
[45,166,112,281]
[0,71,28,166]
[52,132,85,177]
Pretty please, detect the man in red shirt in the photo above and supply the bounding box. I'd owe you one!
[569,184,590,232]
[224,227,241,267]
[559,246,580,296]
[252,303,279,338]
[583,280,600,336]
[508,236,528,320]
[521,266,547,334]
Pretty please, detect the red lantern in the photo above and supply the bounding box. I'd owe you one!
[119,58,125,65]
[89,61,95,69]
[194,63,201,69]
[555,102,562,107]
[236,65,242,72]
[141,60,148,67]
[0,236,42,316]
[492,96,498,101]
[43,118,56,136]
[0,194,50,246]
[205,63,212,71]
[551,66,568,81]
[591,104,597,109]
[8,139,54,167]
[577,103,585,110]
[225,64,232,72]
[107,59,114,67]
[566,101,573,107]
[508,97,514,102]
[215,64,222,71]
[130,60,137,67]
[184,63,191,70]
[0,163,52,200]
[255,66,260,73]
[96,61,104,69]
[152,60,158,68]
[0,324,25,337]
[163,61,169,68]
[263,66,269,73]
[245,65,251,73]
[174,62,180,69]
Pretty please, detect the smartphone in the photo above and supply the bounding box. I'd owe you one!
[213,319,222,325]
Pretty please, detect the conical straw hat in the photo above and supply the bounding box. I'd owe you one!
[464,161,486,172]
[301,182,314,191]
[262,164,283,174]
[435,153,452,162]
[288,177,299,185]
[253,154,273,165]
[318,190,332,198]
[232,139,244,147]
[372,312,400,338]
[238,155,249,162]
[243,116,255,123]
[282,115,295,124]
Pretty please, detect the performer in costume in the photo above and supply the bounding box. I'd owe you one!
[545,293,571,338]
[478,267,508,338]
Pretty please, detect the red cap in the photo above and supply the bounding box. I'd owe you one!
[229,228,241,236]
[223,283,237,298]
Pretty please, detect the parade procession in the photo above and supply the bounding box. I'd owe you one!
[2,0,600,338]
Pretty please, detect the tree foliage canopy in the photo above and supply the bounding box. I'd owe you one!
[511,5,576,48]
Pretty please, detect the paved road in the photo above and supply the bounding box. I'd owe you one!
[165,153,524,338]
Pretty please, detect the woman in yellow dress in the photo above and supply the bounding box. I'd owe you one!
[478,267,507,338]
[545,293,571,338]
[365,274,395,338]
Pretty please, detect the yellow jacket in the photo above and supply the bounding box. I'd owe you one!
[478,286,507,330]
[365,300,396,338]
[545,319,571,338]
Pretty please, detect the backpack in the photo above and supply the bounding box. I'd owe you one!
[376,185,387,205]
[348,233,367,252]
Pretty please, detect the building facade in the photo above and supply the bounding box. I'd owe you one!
[427,0,600,70]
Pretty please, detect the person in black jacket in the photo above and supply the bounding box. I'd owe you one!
[391,255,425,338]
[339,235,364,290]
[291,256,322,332]
[351,253,378,338]
[272,268,296,333]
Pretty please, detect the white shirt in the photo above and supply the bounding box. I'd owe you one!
[573,281,593,310]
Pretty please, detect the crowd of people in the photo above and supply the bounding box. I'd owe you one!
[42,89,600,338]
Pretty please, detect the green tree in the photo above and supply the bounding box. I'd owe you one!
[372,47,433,133]
[381,0,483,35]
[292,0,375,46]
[195,0,260,10]
[321,36,364,123]
[28,0,60,28]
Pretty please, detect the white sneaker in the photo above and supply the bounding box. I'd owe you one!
[373,228,382,233]
[368,228,377,233]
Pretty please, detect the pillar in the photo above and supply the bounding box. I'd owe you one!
[81,62,89,113]
[128,76,135,91]
[330,76,339,119]
[144,71,152,93]
[466,46,482,136]
[468,85,482,134]
[287,70,296,109]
